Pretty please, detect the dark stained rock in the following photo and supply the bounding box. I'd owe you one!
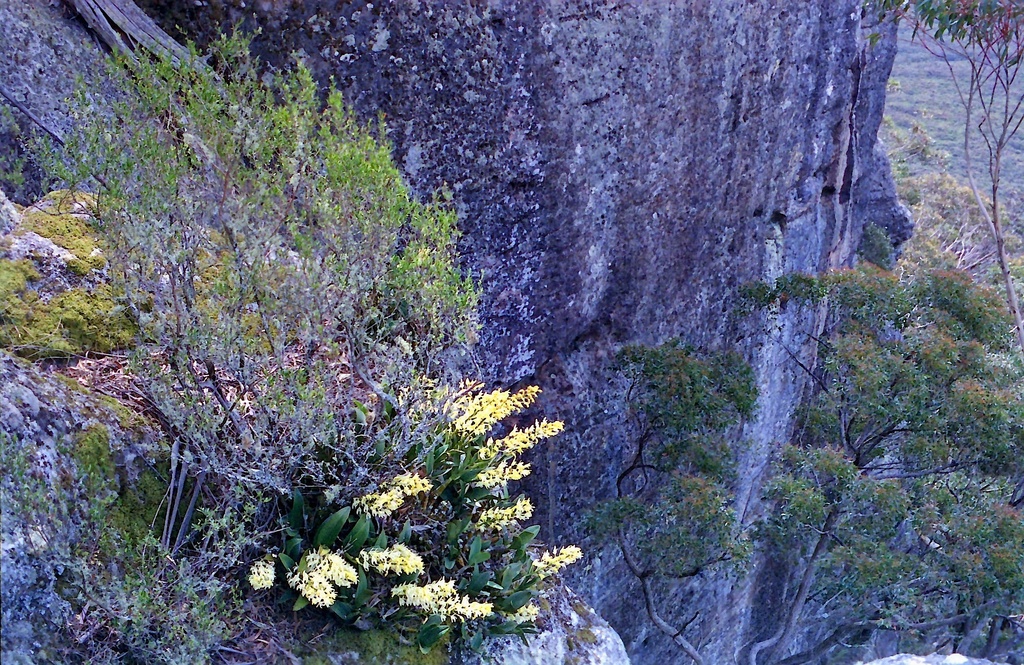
[0,0,111,205]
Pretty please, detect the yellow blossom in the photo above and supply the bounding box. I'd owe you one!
[247,560,275,590]
[451,384,541,436]
[477,497,534,530]
[353,473,433,518]
[390,473,433,496]
[506,601,540,623]
[480,419,565,458]
[288,568,337,608]
[474,460,532,489]
[321,548,358,586]
[532,545,583,579]
[391,579,493,622]
[359,543,425,576]
[287,546,357,608]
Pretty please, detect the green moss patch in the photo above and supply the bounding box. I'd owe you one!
[18,191,105,276]
[0,258,39,296]
[0,259,136,358]
[108,466,166,547]
[73,424,115,482]
[300,628,449,665]
[72,423,166,551]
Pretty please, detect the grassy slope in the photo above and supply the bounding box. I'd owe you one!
[884,26,1024,221]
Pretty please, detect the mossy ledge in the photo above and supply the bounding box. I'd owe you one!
[0,270,136,358]
[298,627,449,665]
[18,190,105,276]
[1,190,136,359]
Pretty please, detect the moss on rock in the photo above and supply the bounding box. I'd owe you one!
[1,191,135,359]
[73,423,114,482]
[18,190,105,276]
[70,421,165,552]
[108,466,166,547]
[0,270,136,358]
[0,258,39,297]
[300,628,449,665]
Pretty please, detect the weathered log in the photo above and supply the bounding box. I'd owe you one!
[67,0,192,65]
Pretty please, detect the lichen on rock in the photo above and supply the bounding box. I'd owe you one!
[0,353,160,662]
[459,586,628,665]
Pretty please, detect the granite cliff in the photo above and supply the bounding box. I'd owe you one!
[0,1,913,663]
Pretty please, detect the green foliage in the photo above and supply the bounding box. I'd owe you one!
[740,272,829,310]
[256,383,577,652]
[877,0,1024,44]
[35,32,485,662]
[0,103,29,193]
[765,265,1024,649]
[616,341,756,477]
[48,28,478,493]
[859,222,895,270]
[595,342,757,580]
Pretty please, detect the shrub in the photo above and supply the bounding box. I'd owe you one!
[31,31,590,663]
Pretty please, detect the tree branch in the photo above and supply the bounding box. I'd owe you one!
[618,530,705,665]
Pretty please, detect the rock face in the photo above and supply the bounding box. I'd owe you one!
[0,351,157,662]
[460,586,629,665]
[164,2,910,662]
[1,0,914,663]
[0,0,111,205]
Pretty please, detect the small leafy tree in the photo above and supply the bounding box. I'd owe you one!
[49,32,479,553]
[593,342,757,665]
[751,266,1024,664]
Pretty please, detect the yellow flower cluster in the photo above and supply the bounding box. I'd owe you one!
[506,601,540,624]
[391,579,493,622]
[358,543,425,576]
[451,383,541,436]
[474,460,531,489]
[287,546,358,608]
[532,545,583,579]
[248,560,275,590]
[480,419,565,459]
[477,497,534,530]
[353,473,433,519]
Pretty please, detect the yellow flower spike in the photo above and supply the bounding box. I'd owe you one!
[286,546,356,608]
[477,497,534,530]
[359,543,425,576]
[474,460,532,489]
[486,419,565,458]
[287,567,337,608]
[321,547,358,587]
[353,473,433,518]
[451,385,542,436]
[507,602,540,623]
[532,545,583,579]
[391,579,493,622]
